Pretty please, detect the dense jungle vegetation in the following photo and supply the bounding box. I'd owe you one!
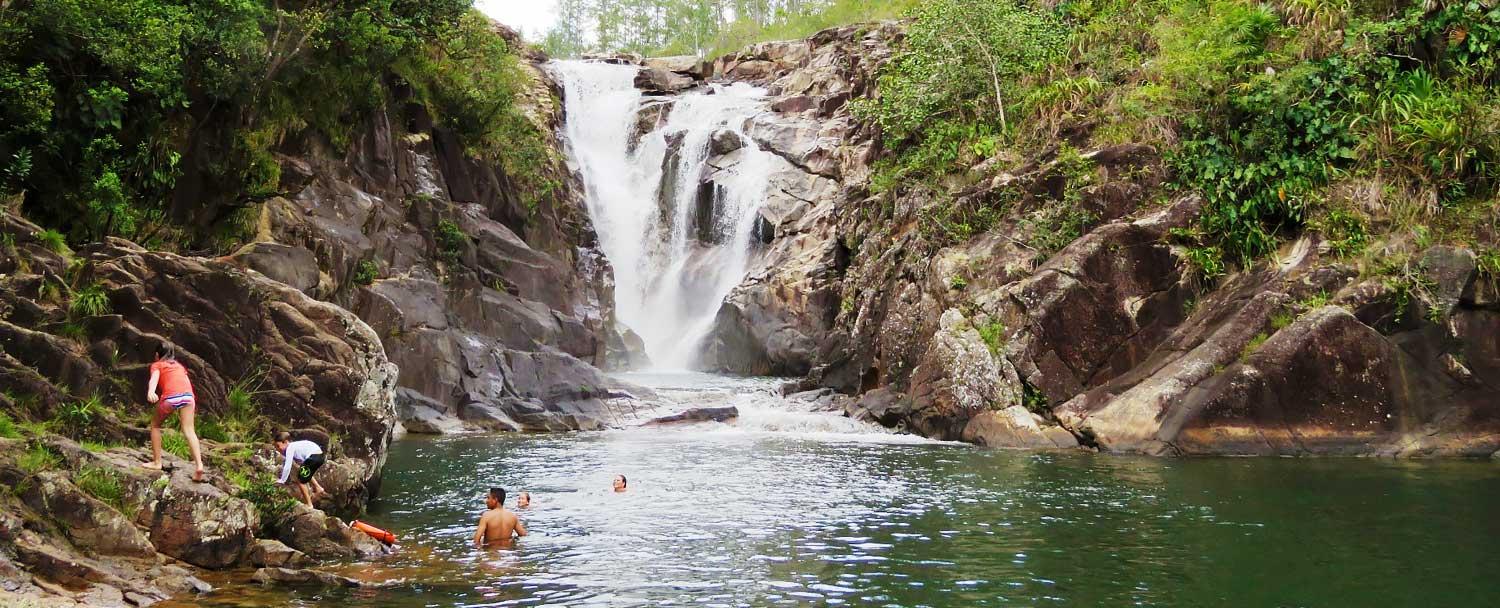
[0,0,550,252]
[853,0,1499,277]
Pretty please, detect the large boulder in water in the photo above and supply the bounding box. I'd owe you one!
[635,66,695,95]
[644,55,707,78]
[644,406,739,426]
[276,502,385,561]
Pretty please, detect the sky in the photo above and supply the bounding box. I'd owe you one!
[477,0,561,38]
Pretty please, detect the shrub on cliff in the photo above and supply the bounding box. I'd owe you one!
[237,476,298,537]
[0,1,546,249]
[854,0,1067,189]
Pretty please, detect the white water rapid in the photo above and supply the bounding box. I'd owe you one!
[553,60,775,369]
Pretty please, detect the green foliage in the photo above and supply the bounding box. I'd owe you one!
[69,284,111,318]
[948,275,967,291]
[1477,249,1500,278]
[353,259,380,286]
[161,429,191,460]
[79,440,114,453]
[18,443,59,473]
[1310,208,1369,258]
[202,372,267,444]
[238,476,298,536]
[976,320,1006,357]
[196,418,230,444]
[435,219,469,264]
[1026,206,1097,257]
[0,410,18,439]
[542,0,922,58]
[397,11,558,212]
[1240,332,1270,362]
[76,466,127,512]
[855,0,1067,188]
[1377,255,1438,322]
[54,321,86,342]
[1299,290,1333,311]
[1426,0,1500,85]
[35,229,69,255]
[0,0,522,248]
[1183,245,1228,281]
[1374,68,1498,204]
[1021,382,1049,414]
[1171,57,1361,263]
[55,394,102,430]
[872,0,1067,138]
[1152,0,1284,104]
[18,419,53,438]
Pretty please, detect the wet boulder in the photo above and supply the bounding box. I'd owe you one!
[460,401,523,432]
[691,182,727,244]
[904,309,1026,439]
[634,67,695,95]
[630,99,674,151]
[398,389,469,434]
[276,503,385,561]
[605,325,651,371]
[644,55,707,78]
[1170,306,1492,456]
[962,406,1079,449]
[709,129,745,156]
[141,467,259,569]
[252,567,363,588]
[247,539,310,568]
[644,406,739,426]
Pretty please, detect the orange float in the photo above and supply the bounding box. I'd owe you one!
[350,520,396,545]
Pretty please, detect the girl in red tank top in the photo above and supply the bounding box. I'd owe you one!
[144,344,207,482]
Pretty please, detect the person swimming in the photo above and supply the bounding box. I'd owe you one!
[612,474,627,493]
[474,487,527,547]
[516,491,531,508]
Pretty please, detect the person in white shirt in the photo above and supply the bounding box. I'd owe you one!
[274,431,327,506]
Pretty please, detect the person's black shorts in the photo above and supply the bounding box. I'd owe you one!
[296,453,325,484]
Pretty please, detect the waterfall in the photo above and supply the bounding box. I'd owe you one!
[553,60,774,370]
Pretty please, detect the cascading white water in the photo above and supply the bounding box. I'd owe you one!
[554,60,775,369]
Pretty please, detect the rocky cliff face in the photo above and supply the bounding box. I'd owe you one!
[0,212,396,605]
[235,55,642,435]
[682,22,1500,458]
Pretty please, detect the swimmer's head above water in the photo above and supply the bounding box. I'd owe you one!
[517,492,531,508]
[487,487,505,509]
[612,475,627,493]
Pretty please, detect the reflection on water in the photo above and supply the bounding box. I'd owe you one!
[172,375,1500,607]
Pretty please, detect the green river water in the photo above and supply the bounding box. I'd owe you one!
[176,374,1500,607]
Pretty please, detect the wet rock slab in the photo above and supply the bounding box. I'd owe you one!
[643,406,739,426]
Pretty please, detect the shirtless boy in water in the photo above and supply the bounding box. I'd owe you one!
[474,487,527,547]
